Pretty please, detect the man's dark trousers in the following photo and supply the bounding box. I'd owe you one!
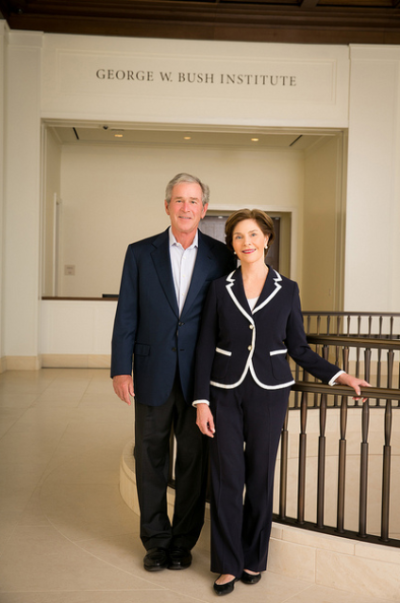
[134,373,209,550]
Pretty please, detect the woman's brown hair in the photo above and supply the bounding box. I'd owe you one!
[225,209,275,256]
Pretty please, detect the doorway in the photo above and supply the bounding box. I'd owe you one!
[41,121,346,310]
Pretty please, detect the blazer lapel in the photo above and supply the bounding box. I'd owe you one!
[151,229,179,317]
[253,267,283,314]
[226,269,254,324]
[226,266,283,320]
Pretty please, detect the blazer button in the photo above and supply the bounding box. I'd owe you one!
[172,347,176,352]
[249,324,254,329]
[248,345,252,351]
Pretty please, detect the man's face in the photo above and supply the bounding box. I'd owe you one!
[165,182,208,238]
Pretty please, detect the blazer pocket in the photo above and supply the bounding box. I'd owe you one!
[269,348,288,357]
[269,349,292,381]
[216,347,232,357]
[134,343,150,356]
[211,347,232,382]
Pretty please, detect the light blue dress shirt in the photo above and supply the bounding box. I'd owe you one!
[169,227,198,316]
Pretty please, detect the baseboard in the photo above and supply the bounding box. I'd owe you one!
[4,356,42,370]
[41,354,111,368]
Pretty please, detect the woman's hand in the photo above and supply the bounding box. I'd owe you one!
[196,403,216,438]
[335,372,371,400]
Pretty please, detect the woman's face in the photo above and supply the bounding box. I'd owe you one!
[232,219,269,266]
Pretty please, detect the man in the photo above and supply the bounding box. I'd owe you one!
[111,173,235,572]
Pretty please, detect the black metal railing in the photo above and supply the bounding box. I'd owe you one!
[303,311,400,340]
[275,330,400,548]
[291,334,400,406]
[275,383,399,547]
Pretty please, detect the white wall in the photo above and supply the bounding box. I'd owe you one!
[3,31,42,368]
[302,134,345,311]
[40,299,117,365]
[59,142,304,298]
[41,36,350,128]
[345,46,400,312]
[42,127,62,296]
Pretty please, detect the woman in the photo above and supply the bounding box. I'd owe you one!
[193,209,369,596]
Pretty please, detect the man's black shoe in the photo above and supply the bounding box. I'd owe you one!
[143,548,169,572]
[167,547,192,570]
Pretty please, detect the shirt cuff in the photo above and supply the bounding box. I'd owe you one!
[329,370,345,386]
[192,399,210,407]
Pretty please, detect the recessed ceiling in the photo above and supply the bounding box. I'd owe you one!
[50,125,333,149]
[1,0,400,44]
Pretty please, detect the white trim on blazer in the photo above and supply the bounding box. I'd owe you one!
[216,347,232,357]
[209,269,295,391]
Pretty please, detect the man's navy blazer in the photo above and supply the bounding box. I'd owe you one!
[111,228,235,407]
[193,268,341,401]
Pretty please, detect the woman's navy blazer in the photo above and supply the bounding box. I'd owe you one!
[194,267,341,401]
[111,228,235,407]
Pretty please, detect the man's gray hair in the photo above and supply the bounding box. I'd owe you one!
[165,173,210,207]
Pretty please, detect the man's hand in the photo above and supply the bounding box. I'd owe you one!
[196,403,215,438]
[113,375,134,405]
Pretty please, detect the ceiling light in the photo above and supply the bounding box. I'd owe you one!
[184,136,191,140]
[251,138,259,142]
[114,134,123,138]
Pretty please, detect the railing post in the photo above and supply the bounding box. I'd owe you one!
[346,315,351,336]
[381,398,392,542]
[355,317,361,377]
[387,350,394,389]
[364,348,371,383]
[358,399,370,537]
[342,346,349,374]
[317,393,327,528]
[279,408,289,520]
[336,394,348,533]
[376,347,382,406]
[297,391,308,525]
[376,316,383,406]
[336,315,341,336]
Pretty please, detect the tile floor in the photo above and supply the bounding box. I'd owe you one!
[0,368,394,603]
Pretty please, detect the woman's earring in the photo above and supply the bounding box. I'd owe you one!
[264,243,268,250]
[233,251,236,255]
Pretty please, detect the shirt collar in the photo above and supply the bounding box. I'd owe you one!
[168,227,199,250]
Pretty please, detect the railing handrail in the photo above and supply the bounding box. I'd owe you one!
[292,381,400,401]
[306,334,400,350]
[303,311,400,317]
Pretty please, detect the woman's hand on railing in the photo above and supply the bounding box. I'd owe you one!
[196,403,216,438]
[334,373,371,400]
